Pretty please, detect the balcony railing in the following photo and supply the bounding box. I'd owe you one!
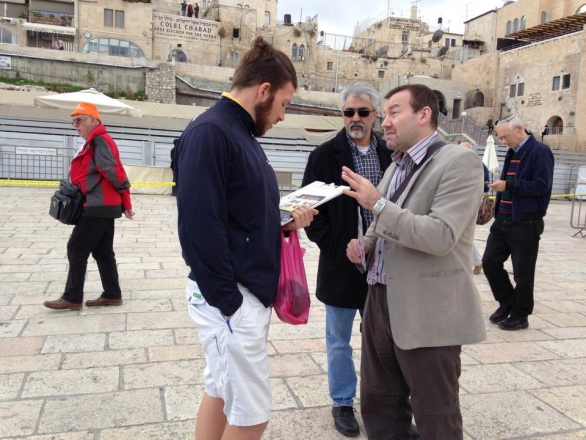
[29,11,73,27]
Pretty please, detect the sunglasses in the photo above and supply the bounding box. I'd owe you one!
[343,108,376,118]
[71,116,90,125]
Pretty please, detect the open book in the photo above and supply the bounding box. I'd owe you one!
[280,181,349,226]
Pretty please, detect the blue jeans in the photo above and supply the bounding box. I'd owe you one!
[326,305,363,407]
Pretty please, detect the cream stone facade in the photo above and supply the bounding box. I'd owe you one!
[3,0,586,150]
[453,0,586,150]
[0,0,446,96]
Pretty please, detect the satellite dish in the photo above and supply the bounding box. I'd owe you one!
[437,46,448,57]
[432,29,444,43]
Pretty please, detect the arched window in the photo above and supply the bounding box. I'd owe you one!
[473,92,485,107]
[82,38,145,58]
[541,11,547,24]
[577,4,586,14]
[551,117,564,135]
[505,21,512,36]
[170,49,187,62]
[520,16,526,30]
[513,18,519,33]
[291,43,298,59]
[264,11,270,25]
[298,44,305,60]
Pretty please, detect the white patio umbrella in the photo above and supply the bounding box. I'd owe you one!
[33,88,142,117]
[482,135,499,173]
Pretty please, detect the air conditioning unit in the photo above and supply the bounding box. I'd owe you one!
[300,56,305,61]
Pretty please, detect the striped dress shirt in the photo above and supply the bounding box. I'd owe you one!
[367,131,439,286]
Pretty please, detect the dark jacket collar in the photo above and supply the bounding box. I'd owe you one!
[218,96,255,133]
[333,128,391,171]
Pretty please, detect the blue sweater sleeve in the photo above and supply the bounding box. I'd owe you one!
[513,145,554,197]
[177,123,243,316]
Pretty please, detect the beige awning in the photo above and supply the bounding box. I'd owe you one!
[23,22,75,35]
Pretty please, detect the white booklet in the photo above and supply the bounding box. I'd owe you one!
[280,181,350,226]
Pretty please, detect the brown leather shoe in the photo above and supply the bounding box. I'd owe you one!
[85,297,123,307]
[43,298,82,310]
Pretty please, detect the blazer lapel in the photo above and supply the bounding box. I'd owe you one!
[378,148,443,208]
[396,149,442,207]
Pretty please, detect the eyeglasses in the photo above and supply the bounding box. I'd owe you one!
[72,117,90,125]
[342,108,376,118]
[498,132,511,142]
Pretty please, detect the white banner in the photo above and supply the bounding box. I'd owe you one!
[153,13,219,43]
[0,56,11,70]
[16,147,57,156]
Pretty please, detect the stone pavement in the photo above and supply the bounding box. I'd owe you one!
[1,187,586,440]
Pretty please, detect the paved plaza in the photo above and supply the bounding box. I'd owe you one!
[1,187,586,439]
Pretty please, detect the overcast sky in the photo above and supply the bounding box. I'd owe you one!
[277,0,506,37]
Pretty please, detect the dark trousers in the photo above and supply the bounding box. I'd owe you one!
[62,215,121,304]
[361,284,463,440]
[482,218,544,317]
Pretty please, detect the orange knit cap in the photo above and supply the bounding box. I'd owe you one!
[71,102,101,121]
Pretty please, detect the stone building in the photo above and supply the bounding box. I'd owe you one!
[454,0,586,150]
[11,0,586,151]
[0,0,452,99]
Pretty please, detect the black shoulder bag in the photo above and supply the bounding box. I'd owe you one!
[49,180,84,225]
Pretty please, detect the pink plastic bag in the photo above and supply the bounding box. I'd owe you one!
[274,229,311,325]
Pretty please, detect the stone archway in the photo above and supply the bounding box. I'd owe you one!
[546,116,564,135]
[473,91,484,107]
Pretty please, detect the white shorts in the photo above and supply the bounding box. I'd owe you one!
[186,279,272,426]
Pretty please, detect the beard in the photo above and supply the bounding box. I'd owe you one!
[348,121,366,139]
[252,93,275,137]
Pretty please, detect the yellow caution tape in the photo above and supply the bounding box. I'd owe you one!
[0,180,60,187]
[1,180,582,196]
[131,182,175,187]
[551,194,586,198]
[0,180,175,187]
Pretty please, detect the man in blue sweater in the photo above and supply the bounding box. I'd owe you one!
[484,117,554,331]
[176,37,316,440]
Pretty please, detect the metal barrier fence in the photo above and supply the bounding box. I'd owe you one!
[3,116,586,195]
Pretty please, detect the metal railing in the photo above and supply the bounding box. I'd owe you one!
[438,114,488,145]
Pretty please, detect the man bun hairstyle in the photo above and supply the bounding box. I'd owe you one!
[385,84,439,129]
[232,36,298,92]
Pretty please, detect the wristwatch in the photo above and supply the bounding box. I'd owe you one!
[371,197,387,216]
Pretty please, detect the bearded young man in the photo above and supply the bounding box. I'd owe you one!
[175,37,316,440]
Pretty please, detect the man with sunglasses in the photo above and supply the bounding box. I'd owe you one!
[302,83,392,437]
[44,102,134,311]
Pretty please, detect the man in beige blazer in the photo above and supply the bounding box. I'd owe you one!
[343,84,486,439]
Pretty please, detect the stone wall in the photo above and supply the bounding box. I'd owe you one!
[452,51,500,119]
[464,11,497,53]
[497,31,584,150]
[0,45,149,94]
[146,62,176,103]
[77,0,153,57]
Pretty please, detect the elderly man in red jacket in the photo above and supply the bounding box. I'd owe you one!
[44,102,134,311]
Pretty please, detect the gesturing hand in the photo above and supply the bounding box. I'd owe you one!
[341,166,382,210]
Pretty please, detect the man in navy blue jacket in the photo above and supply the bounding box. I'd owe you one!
[176,37,316,440]
[483,117,554,331]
